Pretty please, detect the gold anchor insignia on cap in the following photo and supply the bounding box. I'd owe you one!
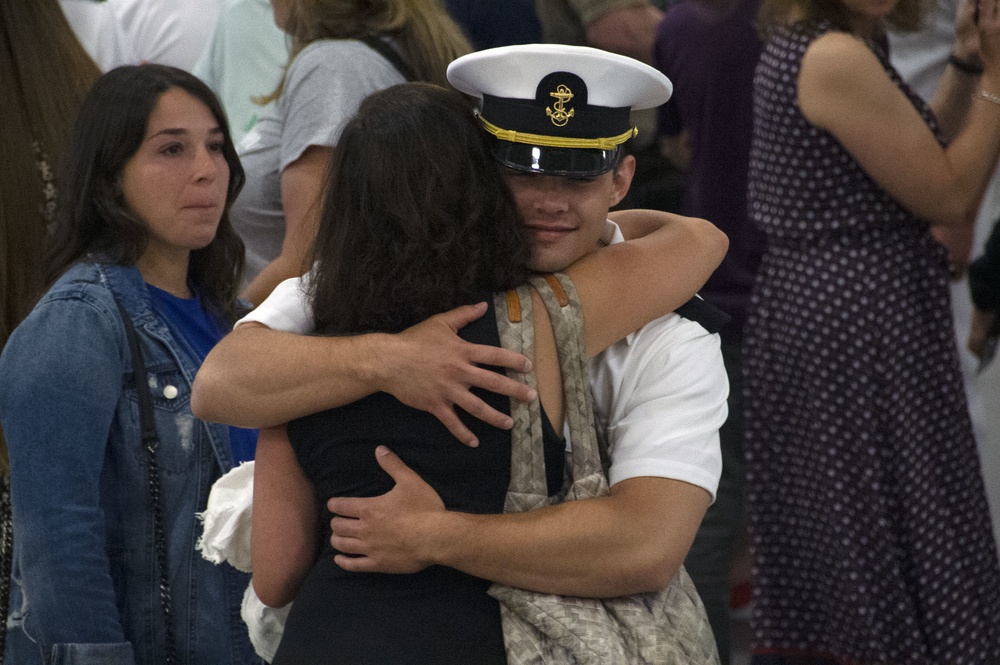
[546,85,575,127]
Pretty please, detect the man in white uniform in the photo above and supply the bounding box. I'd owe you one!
[194,45,727,604]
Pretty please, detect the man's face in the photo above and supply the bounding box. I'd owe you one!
[503,155,635,272]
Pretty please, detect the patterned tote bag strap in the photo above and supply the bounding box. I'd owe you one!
[494,273,609,510]
[526,273,609,499]
[494,284,549,510]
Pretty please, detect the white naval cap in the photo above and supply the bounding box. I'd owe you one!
[447,44,672,176]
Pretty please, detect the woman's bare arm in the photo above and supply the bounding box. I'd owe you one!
[251,425,320,608]
[241,145,331,306]
[929,0,982,141]
[797,10,1000,230]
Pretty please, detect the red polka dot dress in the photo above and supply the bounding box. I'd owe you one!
[745,19,1000,664]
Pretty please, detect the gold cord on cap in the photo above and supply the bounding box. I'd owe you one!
[479,116,637,150]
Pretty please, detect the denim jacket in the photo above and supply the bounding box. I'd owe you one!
[0,263,259,665]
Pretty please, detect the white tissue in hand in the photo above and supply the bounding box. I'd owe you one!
[196,460,255,573]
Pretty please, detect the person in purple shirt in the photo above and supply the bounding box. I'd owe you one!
[654,1,765,661]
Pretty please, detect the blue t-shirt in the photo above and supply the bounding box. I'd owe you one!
[148,285,257,464]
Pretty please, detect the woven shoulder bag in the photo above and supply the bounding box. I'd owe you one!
[489,273,720,665]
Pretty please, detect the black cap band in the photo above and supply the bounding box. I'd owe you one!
[487,136,624,177]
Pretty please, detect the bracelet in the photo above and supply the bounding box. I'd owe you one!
[978,90,1000,107]
[949,53,985,76]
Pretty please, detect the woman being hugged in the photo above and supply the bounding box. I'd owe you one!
[745,0,1000,661]
[234,0,471,305]
[0,65,259,664]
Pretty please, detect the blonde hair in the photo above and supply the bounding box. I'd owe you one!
[0,0,101,473]
[262,0,471,102]
[757,0,928,36]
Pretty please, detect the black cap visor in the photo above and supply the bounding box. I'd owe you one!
[489,137,622,177]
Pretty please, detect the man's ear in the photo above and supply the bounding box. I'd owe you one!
[608,155,636,208]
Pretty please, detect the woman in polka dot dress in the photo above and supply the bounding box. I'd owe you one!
[745,0,1000,661]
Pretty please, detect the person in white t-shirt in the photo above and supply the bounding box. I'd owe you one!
[58,0,128,71]
[61,0,225,72]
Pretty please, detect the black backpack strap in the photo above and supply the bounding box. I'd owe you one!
[360,35,418,82]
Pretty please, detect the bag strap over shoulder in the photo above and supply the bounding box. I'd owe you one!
[527,275,604,484]
[495,283,546,504]
[113,299,177,665]
[495,274,609,506]
[359,35,418,82]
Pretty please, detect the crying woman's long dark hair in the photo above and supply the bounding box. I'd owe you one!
[310,83,531,335]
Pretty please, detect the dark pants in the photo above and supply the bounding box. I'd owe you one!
[684,340,747,665]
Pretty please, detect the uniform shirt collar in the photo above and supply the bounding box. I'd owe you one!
[602,219,624,247]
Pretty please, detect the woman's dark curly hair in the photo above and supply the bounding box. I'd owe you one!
[46,64,246,323]
[310,82,531,334]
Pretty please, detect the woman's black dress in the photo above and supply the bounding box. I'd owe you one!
[272,297,564,665]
